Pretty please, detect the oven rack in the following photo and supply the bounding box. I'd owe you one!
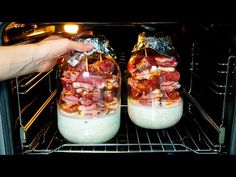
[191,42,236,96]
[16,69,54,95]
[187,43,235,140]
[23,101,220,155]
[205,56,235,96]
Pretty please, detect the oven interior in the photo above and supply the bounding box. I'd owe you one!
[2,22,236,155]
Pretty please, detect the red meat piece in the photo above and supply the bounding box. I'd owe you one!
[99,59,115,73]
[162,71,180,82]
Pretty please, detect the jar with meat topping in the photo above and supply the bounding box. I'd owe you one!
[127,32,183,129]
[57,34,121,143]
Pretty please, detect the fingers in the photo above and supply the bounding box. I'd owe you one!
[43,35,93,52]
[42,35,62,41]
[37,36,93,62]
[71,41,93,52]
[44,37,93,52]
[42,35,93,52]
[66,39,93,52]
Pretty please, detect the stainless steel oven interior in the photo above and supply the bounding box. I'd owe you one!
[1,22,236,155]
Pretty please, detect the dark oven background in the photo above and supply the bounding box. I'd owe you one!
[0,22,236,155]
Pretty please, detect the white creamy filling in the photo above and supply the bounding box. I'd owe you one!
[128,98,183,129]
[57,107,121,144]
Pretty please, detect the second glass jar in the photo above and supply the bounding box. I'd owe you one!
[127,32,183,129]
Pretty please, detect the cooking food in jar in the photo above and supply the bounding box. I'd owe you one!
[127,32,183,129]
[57,35,121,143]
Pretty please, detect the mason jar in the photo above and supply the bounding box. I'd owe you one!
[57,34,121,143]
[127,32,183,129]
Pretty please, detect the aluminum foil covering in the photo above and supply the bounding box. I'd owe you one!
[132,32,175,57]
[68,35,116,67]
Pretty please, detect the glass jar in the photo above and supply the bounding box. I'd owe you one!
[57,34,121,143]
[127,32,183,129]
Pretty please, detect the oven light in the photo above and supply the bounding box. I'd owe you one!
[64,24,79,34]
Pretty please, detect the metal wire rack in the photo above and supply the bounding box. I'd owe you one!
[22,94,220,155]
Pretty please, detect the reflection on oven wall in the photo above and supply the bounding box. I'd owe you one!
[0,22,236,155]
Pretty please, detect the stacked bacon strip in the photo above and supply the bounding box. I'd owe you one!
[127,53,181,107]
[59,56,120,117]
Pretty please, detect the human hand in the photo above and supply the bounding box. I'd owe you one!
[34,35,93,73]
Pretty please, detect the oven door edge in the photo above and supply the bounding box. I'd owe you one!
[0,81,15,155]
[0,22,15,155]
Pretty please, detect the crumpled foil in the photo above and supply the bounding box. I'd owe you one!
[67,34,116,67]
[132,32,175,57]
